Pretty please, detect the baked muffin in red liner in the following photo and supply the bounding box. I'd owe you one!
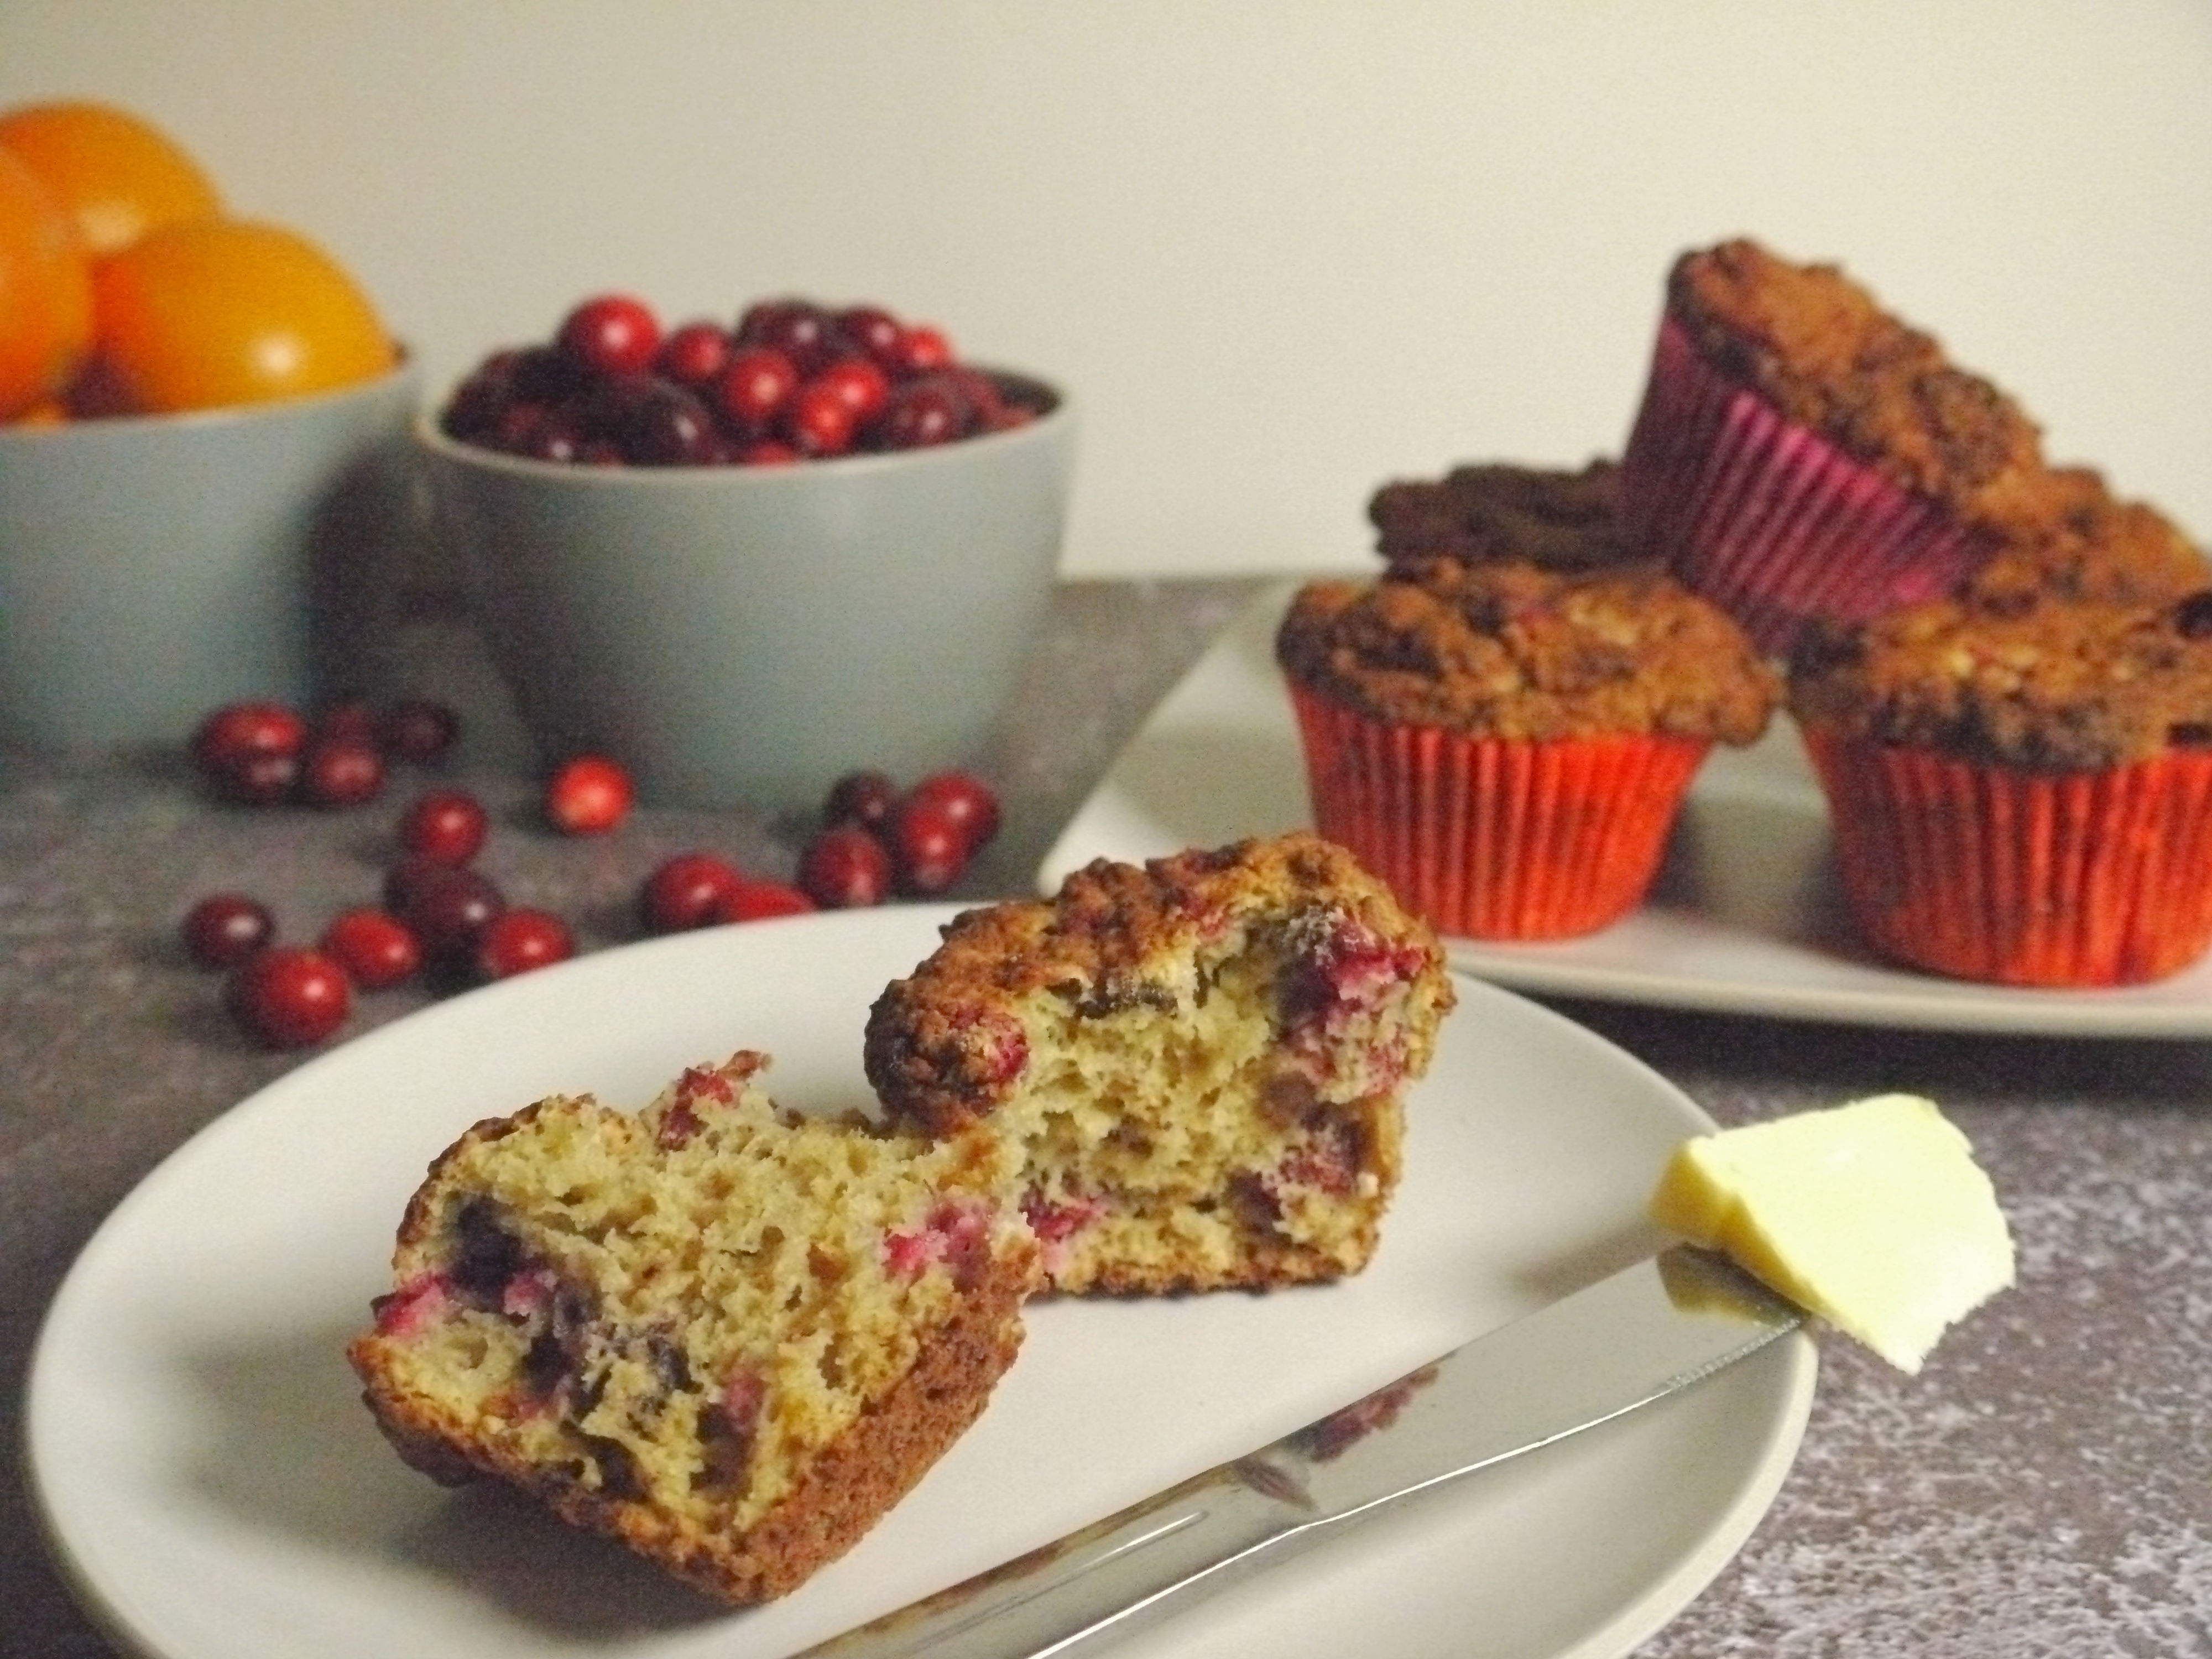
[1792,588,2212,986]
[1288,688,1711,938]
[1802,734,2212,986]
[1620,239,2049,656]
[1276,546,1777,941]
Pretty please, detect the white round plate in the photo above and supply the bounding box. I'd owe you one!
[28,905,1814,1659]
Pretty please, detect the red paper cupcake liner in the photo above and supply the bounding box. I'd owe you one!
[1804,731,2212,986]
[1288,687,1710,940]
[1620,316,1997,656]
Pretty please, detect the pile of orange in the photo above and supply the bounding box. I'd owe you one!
[0,101,395,424]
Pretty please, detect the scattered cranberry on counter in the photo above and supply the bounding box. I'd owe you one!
[226,947,351,1049]
[888,797,968,896]
[298,737,385,808]
[545,755,634,836]
[905,770,1003,854]
[400,788,490,865]
[474,909,575,980]
[717,880,816,923]
[181,893,274,969]
[825,768,899,833]
[321,907,422,990]
[797,823,895,909]
[442,293,1046,469]
[382,699,462,764]
[192,701,306,804]
[389,862,507,962]
[640,852,749,933]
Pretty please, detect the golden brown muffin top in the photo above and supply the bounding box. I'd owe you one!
[1789,588,2212,769]
[864,833,1449,1137]
[1275,559,1780,743]
[1667,238,2046,524]
[1957,464,2210,613]
[1366,458,1647,575]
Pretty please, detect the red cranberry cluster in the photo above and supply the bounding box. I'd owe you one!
[190,698,460,807]
[440,294,1044,468]
[796,769,1001,907]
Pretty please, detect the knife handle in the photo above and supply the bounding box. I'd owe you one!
[808,1458,1324,1659]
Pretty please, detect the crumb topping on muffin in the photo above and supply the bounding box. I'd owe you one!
[1790,589,2212,770]
[1666,238,2045,521]
[1958,465,2209,613]
[1367,458,1645,575]
[1275,559,1780,743]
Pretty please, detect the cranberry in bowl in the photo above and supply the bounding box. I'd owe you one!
[418,293,1074,812]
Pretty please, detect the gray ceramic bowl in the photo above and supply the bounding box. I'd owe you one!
[419,373,1076,812]
[0,359,422,750]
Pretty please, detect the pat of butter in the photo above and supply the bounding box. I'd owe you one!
[1648,1093,2014,1373]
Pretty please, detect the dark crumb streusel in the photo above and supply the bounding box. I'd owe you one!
[1789,589,2212,770]
[1366,459,1646,575]
[1275,559,1779,743]
[1957,465,2210,613]
[1666,238,2047,524]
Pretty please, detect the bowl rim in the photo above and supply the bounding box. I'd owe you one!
[0,352,419,445]
[413,363,1073,485]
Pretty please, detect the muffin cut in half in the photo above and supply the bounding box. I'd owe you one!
[347,1049,1039,1604]
[863,833,1455,1295]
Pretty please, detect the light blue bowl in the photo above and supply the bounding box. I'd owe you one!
[0,359,422,750]
[420,373,1076,812]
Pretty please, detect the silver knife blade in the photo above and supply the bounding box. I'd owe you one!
[801,1245,1804,1659]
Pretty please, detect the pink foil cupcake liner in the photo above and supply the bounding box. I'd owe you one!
[1804,731,2212,986]
[1289,686,1709,940]
[1621,316,1997,655]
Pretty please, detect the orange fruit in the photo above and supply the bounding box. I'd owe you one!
[0,101,220,258]
[0,147,95,420]
[91,218,395,413]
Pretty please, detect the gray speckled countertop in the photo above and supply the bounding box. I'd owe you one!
[4,577,2210,1657]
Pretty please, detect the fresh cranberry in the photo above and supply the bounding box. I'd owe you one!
[717,880,817,922]
[226,947,351,1048]
[815,357,890,425]
[837,306,906,372]
[655,320,733,388]
[586,375,719,466]
[739,300,838,374]
[474,909,575,980]
[782,380,857,457]
[181,893,275,969]
[640,852,748,933]
[896,323,954,375]
[192,701,306,796]
[390,862,507,960]
[382,700,462,764]
[825,769,899,833]
[440,350,524,441]
[714,347,800,435]
[321,906,422,989]
[556,293,662,377]
[797,824,894,908]
[298,738,385,807]
[876,380,965,450]
[218,748,301,806]
[890,798,968,896]
[545,755,633,835]
[904,770,1002,853]
[400,788,489,865]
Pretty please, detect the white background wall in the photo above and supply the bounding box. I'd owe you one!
[2,2,2206,578]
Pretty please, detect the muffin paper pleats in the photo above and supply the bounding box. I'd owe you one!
[1290,686,1709,940]
[1804,732,2212,986]
[1620,317,1997,656]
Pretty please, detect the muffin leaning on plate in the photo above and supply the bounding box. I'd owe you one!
[1790,588,2212,986]
[1619,237,2049,655]
[1276,557,1780,940]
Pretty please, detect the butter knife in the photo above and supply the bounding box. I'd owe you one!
[804,1245,1805,1659]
